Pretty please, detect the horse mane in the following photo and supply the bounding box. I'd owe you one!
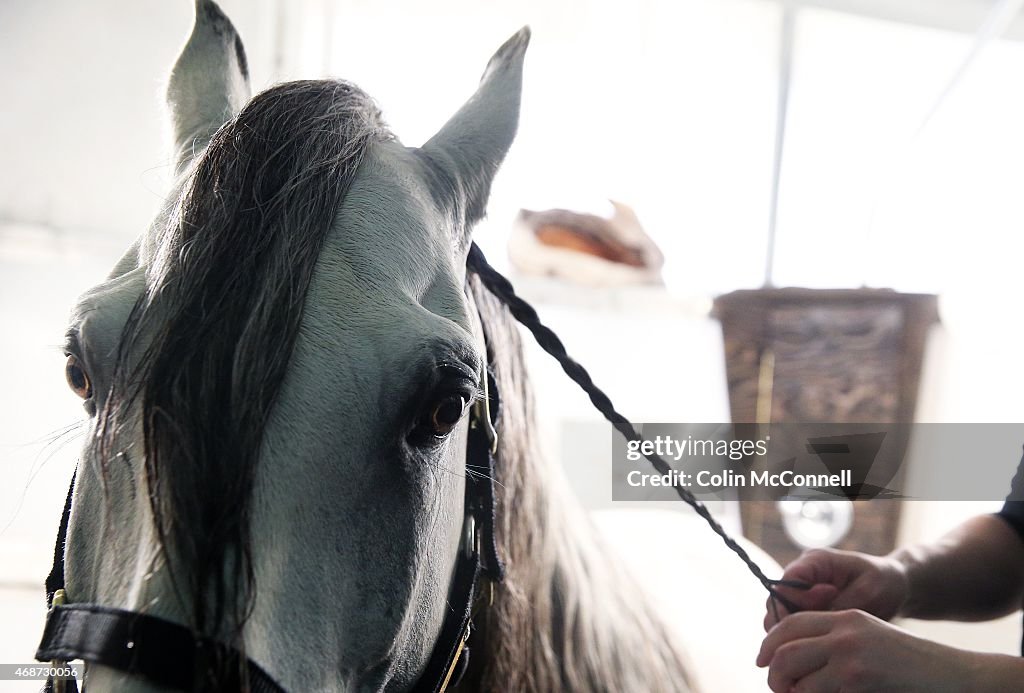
[101,79,391,648]
[466,275,694,692]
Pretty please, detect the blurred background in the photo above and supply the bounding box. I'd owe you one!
[4,0,1024,690]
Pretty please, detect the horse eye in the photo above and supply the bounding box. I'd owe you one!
[65,355,93,400]
[429,394,469,437]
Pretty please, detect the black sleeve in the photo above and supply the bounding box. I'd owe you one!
[995,447,1024,540]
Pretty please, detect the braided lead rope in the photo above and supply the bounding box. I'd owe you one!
[467,244,808,614]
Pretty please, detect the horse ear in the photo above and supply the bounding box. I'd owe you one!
[421,27,530,233]
[167,0,251,173]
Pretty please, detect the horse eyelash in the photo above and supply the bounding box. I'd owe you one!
[466,384,486,405]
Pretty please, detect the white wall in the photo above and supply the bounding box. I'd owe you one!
[0,0,278,238]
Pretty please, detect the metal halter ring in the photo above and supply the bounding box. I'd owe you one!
[462,513,477,561]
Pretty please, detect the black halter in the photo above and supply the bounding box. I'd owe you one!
[37,243,804,691]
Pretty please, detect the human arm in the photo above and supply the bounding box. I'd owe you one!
[757,608,1024,692]
[895,512,1024,621]
[756,513,1024,692]
[764,513,1024,629]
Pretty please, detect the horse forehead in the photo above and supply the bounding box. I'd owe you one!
[331,141,456,286]
[300,142,481,376]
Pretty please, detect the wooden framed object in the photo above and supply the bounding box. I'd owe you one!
[713,288,939,565]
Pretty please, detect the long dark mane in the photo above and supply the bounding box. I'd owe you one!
[100,80,391,649]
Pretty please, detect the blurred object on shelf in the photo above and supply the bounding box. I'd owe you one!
[509,200,664,286]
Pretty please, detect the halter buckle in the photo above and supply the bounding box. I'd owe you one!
[437,623,471,693]
[472,370,498,454]
[50,589,68,693]
[462,514,477,561]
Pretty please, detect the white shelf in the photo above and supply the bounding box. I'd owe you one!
[508,273,714,318]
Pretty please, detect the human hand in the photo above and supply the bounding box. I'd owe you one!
[764,548,908,631]
[757,609,973,692]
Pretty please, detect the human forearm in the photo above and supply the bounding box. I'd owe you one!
[894,513,1024,621]
[966,651,1024,689]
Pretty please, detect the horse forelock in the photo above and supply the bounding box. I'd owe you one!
[99,79,392,647]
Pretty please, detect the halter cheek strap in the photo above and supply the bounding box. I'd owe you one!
[410,364,505,693]
[36,369,505,693]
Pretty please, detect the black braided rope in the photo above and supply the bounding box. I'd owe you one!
[467,243,809,615]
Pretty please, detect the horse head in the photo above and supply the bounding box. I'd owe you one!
[58,1,526,689]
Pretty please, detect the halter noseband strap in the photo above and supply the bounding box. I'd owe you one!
[36,368,504,693]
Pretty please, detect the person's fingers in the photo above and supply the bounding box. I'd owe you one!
[764,583,840,631]
[765,637,830,693]
[779,551,835,584]
[788,548,883,588]
[788,665,839,693]
[828,561,907,620]
[830,576,885,612]
[764,597,782,632]
[757,612,835,667]
[764,548,905,630]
